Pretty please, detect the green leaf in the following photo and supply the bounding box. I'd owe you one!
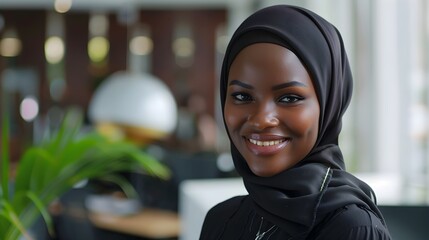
[44,107,83,155]
[26,191,55,238]
[96,175,139,199]
[1,107,172,240]
[57,133,104,168]
[14,148,56,195]
[0,200,33,240]
[129,150,170,179]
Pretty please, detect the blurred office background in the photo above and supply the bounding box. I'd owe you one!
[0,0,428,239]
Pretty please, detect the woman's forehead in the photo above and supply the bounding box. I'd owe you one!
[227,43,314,87]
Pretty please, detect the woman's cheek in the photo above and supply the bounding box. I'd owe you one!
[287,107,319,136]
[225,112,240,130]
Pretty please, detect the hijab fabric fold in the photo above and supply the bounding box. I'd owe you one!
[220,5,385,239]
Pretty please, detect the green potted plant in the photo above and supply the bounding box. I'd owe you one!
[0,108,170,240]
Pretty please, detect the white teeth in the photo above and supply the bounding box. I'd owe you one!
[249,139,285,146]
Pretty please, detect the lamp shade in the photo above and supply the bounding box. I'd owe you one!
[88,71,177,143]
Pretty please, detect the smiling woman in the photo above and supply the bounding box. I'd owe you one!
[225,43,319,177]
[200,4,392,240]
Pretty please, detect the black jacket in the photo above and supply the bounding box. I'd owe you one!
[200,196,391,240]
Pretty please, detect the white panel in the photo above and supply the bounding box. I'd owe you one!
[373,0,401,173]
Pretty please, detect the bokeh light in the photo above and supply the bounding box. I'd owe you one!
[45,36,65,64]
[20,97,39,122]
[54,0,72,13]
[0,37,22,57]
[88,36,109,63]
[129,36,153,56]
[172,37,195,58]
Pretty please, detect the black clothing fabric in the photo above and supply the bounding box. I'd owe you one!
[201,4,391,240]
[200,196,391,240]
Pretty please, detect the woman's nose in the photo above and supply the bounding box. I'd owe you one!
[247,102,279,129]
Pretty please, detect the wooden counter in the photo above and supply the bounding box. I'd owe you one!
[89,208,180,239]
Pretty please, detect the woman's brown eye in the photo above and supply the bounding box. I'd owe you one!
[279,95,304,103]
[231,92,253,102]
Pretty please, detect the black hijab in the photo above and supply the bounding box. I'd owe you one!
[220,5,385,239]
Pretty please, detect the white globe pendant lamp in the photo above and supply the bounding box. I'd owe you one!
[88,71,177,145]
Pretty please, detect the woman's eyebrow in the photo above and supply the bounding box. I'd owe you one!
[272,81,307,90]
[228,80,253,89]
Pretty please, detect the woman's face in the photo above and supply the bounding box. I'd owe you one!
[225,43,320,177]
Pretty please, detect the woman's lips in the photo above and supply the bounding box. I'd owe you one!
[245,136,290,155]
